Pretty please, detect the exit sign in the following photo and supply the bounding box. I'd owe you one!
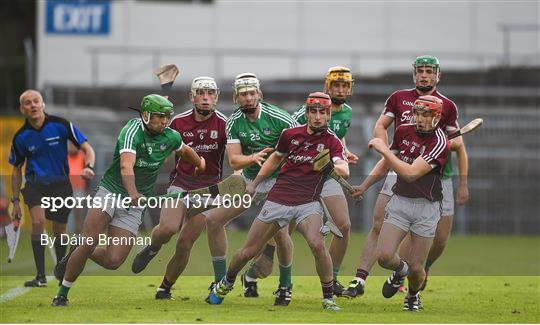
[46,0,110,35]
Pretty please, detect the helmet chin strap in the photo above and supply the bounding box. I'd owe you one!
[240,106,257,114]
[416,85,434,92]
[330,97,346,105]
[309,125,328,134]
[195,106,215,116]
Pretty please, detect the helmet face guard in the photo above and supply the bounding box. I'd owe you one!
[412,95,443,135]
[233,73,262,114]
[191,76,219,116]
[305,92,332,133]
[324,66,354,104]
[413,55,441,92]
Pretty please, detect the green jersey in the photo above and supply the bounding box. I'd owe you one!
[292,103,352,139]
[442,154,454,179]
[226,102,297,179]
[100,118,183,196]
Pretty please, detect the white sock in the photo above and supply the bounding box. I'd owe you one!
[61,280,73,287]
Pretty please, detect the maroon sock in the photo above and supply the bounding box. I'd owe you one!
[321,280,333,299]
[355,268,369,281]
[159,277,174,291]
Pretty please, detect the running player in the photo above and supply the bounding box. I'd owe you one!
[204,73,297,305]
[133,77,227,299]
[351,95,450,311]
[9,89,95,287]
[291,66,358,295]
[343,55,468,297]
[51,94,205,306]
[207,92,348,311]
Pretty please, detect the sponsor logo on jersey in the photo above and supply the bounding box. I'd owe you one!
[160,143,167,151]
[192,142,219,152]
[210,130,218,139]
[183,131,194,137]
[291,139,300,146]
[402,100,415,107]
[317,144,325,152]
[288,154,314,164]
[400,110,413,123]
[28,145,37,153]
[263,127,271,135]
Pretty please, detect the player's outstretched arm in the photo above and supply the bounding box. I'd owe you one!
[333,159,350,178]
[248,152,284,195]
[119,152,144,205]
[226,143,274,170]
[177,145,205,174]
[372,114,394,146]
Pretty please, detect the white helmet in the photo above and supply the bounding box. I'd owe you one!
[233,73,261,97]
[191,76,219,97]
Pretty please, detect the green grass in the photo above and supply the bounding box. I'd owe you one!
[1,231,539,323]
[0,275,538,323]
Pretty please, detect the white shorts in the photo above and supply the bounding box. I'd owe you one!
[383,194,441,238]
[242,175,276,206]
[321,178,345,198]
[381,172,454,217]
[167,185,209,217]
[380,171,397,197]
[441,178,454,217]
[95,186,145,236]
[257,200,323,228]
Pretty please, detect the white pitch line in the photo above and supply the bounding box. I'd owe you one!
[0,276,54,303]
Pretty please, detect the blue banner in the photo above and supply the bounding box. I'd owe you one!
[46,0,110,35]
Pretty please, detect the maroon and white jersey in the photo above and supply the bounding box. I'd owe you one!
[383,89,459,134]
[389,123,450,201]
[267,125,345,206]
[169,109,227,190]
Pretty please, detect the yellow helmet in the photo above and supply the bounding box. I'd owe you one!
[324,66,354,95]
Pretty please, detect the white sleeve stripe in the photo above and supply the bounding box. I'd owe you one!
[227,139,241,144]
[68,122,80,145]
[119,148,136,154]
[226,111,243,133]
[384,112,395,118]
[123,120,140,151]
[423,128,444,162]
[422,129,446,162]
[275,151,286,157]
[175,143,184,152]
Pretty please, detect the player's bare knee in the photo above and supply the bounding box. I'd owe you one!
[338,220,351,235]
[408,262,425,276]
[177,236,196,252]
[238,247,257,262]
[104,255,127,270]
[377,251,393,268]
[307,238,326,257]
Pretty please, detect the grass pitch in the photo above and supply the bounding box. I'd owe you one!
[1,231,539,323]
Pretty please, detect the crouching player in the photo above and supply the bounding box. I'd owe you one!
[350,95,450,311]
[51,94,204,306]
[207,92,349,311]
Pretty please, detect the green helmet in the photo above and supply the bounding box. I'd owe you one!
[140,94,174,115]
[413,55,440,72]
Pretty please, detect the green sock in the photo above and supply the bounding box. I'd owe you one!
[279,264,292,288]
[212,256,227,282]
[57,285,70,298]
[333,265,340,281]
[246,265,258,279]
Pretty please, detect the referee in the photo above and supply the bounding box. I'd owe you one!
[9,89,95,287]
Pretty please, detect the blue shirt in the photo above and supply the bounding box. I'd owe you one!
[9,114,87,185]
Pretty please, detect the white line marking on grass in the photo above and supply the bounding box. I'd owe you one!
[0,276,54,303]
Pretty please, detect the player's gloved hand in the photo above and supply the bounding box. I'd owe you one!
[457,183,469,205]
[251,148,274,167]
[194,157,206,175]
[345,150,359,164]
[349,185,366,201]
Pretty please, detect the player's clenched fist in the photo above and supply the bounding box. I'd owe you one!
[194,157,206,175]
[368,138,386,153]
[349,185,366,201]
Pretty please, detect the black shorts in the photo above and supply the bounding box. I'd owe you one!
[21,181,73,224]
